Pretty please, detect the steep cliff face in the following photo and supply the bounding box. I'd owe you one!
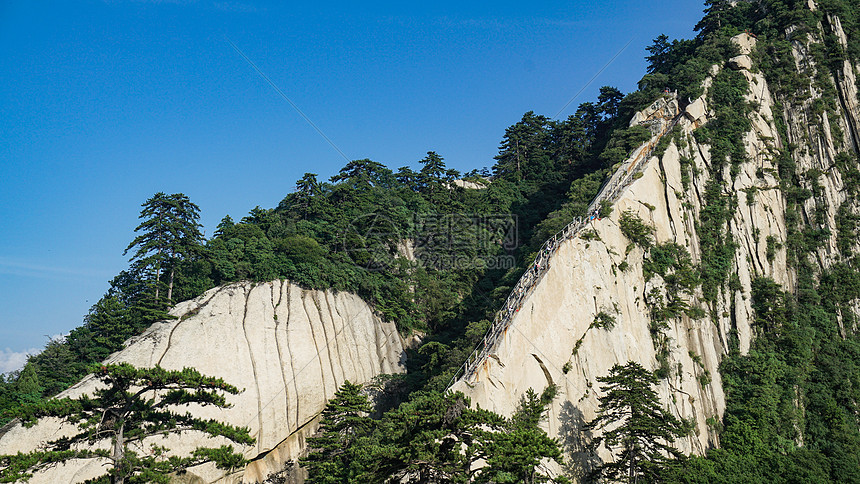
[453,16,860,479]
[0,280,405,483]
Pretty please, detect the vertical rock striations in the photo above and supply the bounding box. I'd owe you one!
[453,19,860,480]
[0,280,406,483]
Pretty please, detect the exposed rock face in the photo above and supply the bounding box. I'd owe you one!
[0,281,406,483]
[451,179,488,190]
[453,23,860,481]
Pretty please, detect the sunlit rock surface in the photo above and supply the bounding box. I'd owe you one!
[0,280,405,483]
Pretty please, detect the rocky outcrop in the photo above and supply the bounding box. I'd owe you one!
[0,280,406,483]
[453,23,860,481]
[451,179,489,190]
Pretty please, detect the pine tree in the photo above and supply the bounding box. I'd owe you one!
[301,381,374,483]
[12,365,42,406]
[588,362,686,483]
[330,159,393,189]
[294,172,323,218]
[375,390,479,482]
[695,0,749,36]
[82,295,131,361]
[214,215,235,238]
[493,112,553,181]
[646,34,672,74]
[395,166,420,191]
[418,151,448,193]
[0,363,254,484]
[124,192,203,305]
[475,385,569,484]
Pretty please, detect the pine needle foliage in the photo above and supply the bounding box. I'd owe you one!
[300,381,374,483]
[301,383,569,484]
[619,211,654,249]
[124,192,204,307]
[0,363,253,484]
[475,384,569,484]
[588,362,685,483]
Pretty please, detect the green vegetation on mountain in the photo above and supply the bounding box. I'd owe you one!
[587,362,687,483]
[0,78,649,422]
[651,1,860,482]
[302,382,568,484]
[0,364,253,484]
[3,0,860,482]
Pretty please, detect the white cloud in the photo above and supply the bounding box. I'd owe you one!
[49,334,67,343]
[0,348,39,374]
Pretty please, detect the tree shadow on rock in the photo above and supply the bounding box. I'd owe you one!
[558,400,603,482]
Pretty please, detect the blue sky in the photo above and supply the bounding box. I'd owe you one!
[0,0,706,372]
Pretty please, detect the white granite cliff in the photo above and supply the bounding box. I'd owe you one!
[0,280,406,483]
[4,7,859,484]
[453,21,860,481]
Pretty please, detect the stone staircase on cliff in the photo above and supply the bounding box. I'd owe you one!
[447,95,684,389]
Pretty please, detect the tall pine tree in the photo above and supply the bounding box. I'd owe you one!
[475,385,569,484]
[300,381,374,483]
[588,362,686,483]
[124,192,203,306]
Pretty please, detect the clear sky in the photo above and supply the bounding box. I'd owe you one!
[0,0,706,372]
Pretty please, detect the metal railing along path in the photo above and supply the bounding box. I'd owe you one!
[446,97,684,391]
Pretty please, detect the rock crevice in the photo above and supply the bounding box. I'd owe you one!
[0,280,406,483]
[453,28,860,479]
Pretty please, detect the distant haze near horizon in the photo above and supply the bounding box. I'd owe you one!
[0,0,705,372]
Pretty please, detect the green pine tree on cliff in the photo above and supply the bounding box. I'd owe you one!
[588,361,686,483]
[0,363,254,484]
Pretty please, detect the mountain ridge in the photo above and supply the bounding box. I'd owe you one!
[4,0,860,482]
